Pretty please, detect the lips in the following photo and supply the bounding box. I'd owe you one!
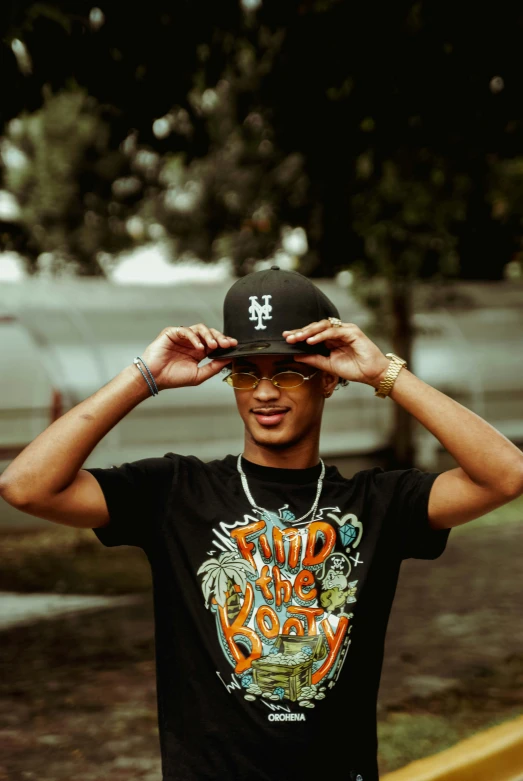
[252,409,289,427]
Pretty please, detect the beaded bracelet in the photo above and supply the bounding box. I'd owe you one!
[133,356,159,397]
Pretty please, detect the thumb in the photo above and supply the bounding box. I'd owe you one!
[293,353,332,372]
[195,357,231,385]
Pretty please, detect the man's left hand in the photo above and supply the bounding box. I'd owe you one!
[283,319,391,387]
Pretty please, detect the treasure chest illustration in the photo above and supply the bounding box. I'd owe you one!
[251,634,327,702]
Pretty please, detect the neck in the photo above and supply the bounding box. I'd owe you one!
[242,435,320,470]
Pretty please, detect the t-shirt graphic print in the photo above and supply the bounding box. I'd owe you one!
[86,452,452,781]
[197,500,364,715]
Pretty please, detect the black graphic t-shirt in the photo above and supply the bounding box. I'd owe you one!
[85,453,451,781]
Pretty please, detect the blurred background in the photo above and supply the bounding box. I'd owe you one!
[1,1,522,779]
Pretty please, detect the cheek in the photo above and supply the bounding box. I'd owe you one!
[287,389,322,417]
[234,390,252,417]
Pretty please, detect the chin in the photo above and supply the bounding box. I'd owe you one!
[253,438,295,451]
[248,426,304,451]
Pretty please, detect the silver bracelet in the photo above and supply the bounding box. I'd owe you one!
[136,356,159,395]
[133,357,159,396]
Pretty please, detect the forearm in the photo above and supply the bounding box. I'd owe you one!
[0,364,151,504]
[377,368,523,496]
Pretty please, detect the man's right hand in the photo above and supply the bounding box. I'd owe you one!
[140,324,237,391]
[0,322,237,522]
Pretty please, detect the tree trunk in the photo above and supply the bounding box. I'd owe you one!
[389,280,415,469]
[226,577,241,623]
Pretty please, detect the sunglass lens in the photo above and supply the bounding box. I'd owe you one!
[274,371,304,388]
[230,373,256,389]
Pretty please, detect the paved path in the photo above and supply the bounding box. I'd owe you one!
[0,592,146,631]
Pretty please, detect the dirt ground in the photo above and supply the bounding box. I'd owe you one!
[1,509,522,780]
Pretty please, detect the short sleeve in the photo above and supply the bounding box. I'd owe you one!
[376,468,451,560]
[84,454,176,549]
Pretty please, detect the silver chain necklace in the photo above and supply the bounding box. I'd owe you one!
[236,454,325,527]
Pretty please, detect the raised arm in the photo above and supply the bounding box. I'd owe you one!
[285,319,523,531]
[0,325,236,528]
[370,366,523,530]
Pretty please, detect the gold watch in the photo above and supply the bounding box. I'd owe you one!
[374,353,407,398]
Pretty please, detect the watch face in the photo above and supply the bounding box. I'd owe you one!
[387,352,406,365]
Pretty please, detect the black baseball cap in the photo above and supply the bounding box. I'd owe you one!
[207,266,341,359]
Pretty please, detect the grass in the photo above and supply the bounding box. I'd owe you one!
[377,653,523,774]
[451,493,523,535]
[379,708,523,774]
[376,493,523,773]
[0,524,151,595]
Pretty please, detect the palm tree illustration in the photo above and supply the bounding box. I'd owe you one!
[198,551,256,622]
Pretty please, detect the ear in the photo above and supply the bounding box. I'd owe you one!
[321,370,338,398]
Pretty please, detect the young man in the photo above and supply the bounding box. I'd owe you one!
[1,266,522,781]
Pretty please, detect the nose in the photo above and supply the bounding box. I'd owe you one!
[253,377,281,402]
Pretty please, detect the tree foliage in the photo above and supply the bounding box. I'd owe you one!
[3,0,522,281]
[3,0,523,465]
[1,86,136,273]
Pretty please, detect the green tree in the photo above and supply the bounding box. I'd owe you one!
[1,86,136,274]
[345,152,469,465]
[2,8,311,276]
[254,0,523,466]
[487,156,523,281]
[141,30,312,272]
[4,0,523,467]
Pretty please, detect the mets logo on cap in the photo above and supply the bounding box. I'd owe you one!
[205,266,342,359]
[248,294,272,330]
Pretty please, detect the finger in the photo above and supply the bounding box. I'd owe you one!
[190,323,222,351]
[170,326,204,352]
[209,328,238,349]
[189,324,238,351]
[285,319,352,339]
[305,326,352,345]
[293,353,332,371]
[282,321,321,338]
[194,357,232,384]
[284,320,334,341]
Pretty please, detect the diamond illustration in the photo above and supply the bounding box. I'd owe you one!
[339,523,358,547]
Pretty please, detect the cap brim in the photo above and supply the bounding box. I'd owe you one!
[207,338,330,360]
